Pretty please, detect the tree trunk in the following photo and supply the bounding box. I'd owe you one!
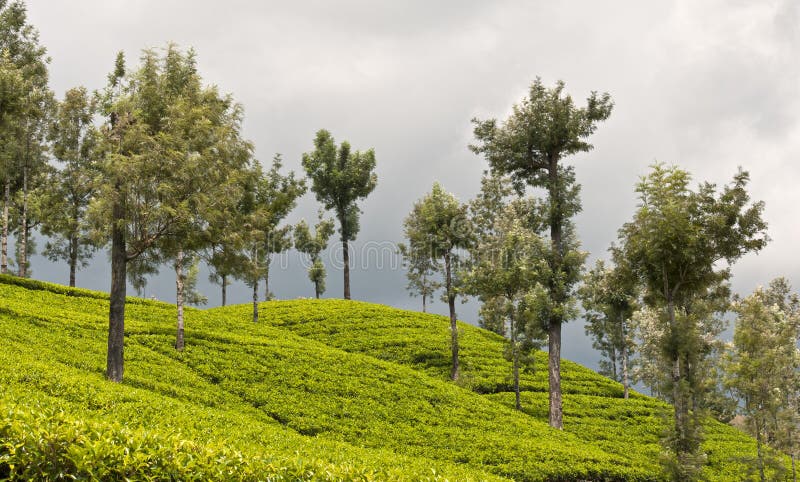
[221,274,227,307]
[342,237,351,300]
[18,163,27,278]
[756,415,765,482]
[513,344,521,411]
[547,154,563,430]
[175,249,185,351]
[263,254,271,301]
[422,292,427,313]
[548,320,563,429]
[445,252,459,381]
[315,279,320,299]
[791,453,795,482]
[68,233,78,287]
[1,179,8,274]
[107,187,126,382]
[252,281,258,323]
[621,314,629,399]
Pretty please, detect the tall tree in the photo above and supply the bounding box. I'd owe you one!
[578,258,638,398]
[724,279,800,482]
[40,86,97,286]
[471,78,613,428]
[235,156,305,322]
[466,192,548,410]
[617,164,768,479]
[0,0,48,276]
[302,129,377,300]
[403,182,472,380]
[294,210,334,299]
[91,46,251,379]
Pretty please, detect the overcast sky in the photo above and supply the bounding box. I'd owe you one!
[21,0,800,370]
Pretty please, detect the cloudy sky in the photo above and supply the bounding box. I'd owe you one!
[22,0,800,369]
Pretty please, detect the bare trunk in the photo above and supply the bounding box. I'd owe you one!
[548,321,563,428]
[756,416,765,482]
[1,179,8,274]
[513,346,521,410]
[68,233,78,287]
[263,255,271,301]
[252,281,258,323]
[221,274,227,307]
[547,154,563,429]
[18,163,27,278]
[107,186,126,382]
[445,252,459,381]
[621,314,629,399]
[422,292,427,313]
[175,249,185,351]
[791,453,796,482]
[314,279,320,299]
[342,238,351,300]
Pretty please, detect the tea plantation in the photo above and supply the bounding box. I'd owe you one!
[0,275,782,480]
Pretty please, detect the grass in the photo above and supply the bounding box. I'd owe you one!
[0,274,785,480]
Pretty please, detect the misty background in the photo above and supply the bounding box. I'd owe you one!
[19,0,800,370]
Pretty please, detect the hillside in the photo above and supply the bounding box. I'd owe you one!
[0,275,779,481]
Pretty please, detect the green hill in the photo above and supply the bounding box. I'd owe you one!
[0,275,779,480]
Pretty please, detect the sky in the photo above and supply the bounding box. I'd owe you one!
[19,0,800,370]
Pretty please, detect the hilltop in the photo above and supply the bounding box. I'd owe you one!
[0,275,777,480]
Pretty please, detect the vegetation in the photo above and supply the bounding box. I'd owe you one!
[1,275,789,481]
[301,129,377,301]
[471,78,613,429]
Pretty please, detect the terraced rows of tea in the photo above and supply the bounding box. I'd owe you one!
[0,275,777,480]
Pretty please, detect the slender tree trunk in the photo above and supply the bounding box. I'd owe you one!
[547,155,563,430]
[422,292,427,313]
[342,237,351,300]
[175,249,185,351]
[263,254,271,301]
[791,453,795,482]
[107,186,126,382]
[221,274,227,307]
[445,252,459,381]
[252,281,258,323]
[511,310,521,410]
[314,279,320,299]
[756,415,765,482]
[68,234,78,287]
[621,314,629,399]
[610,348,618,382]
[18,163,27,278]
[1,179,8,274]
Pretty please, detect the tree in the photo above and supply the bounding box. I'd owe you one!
[617,164,768,479]
[235,156,305,322]
[578,258,638,398]
[294,210,335,299]
[398,241,440,313]
[466,190,548,410]
[91,45,251,379]
[724,279,800,481]
[0,0,48,276]
[471,78,612,429]
[39,86,98,286]
[302,129,377,300]
[403,182,472,380]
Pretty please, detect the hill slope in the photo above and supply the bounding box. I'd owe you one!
[0,275,779,480]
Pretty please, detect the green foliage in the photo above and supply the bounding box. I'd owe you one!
[295,210,335,298]
[617,163,769,479]
[301,129,377,244]
[1,275,789,481]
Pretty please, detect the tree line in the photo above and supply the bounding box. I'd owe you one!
[401,83,797,480]
[2,2,798,480]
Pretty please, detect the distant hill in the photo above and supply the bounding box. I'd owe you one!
[0,274,783,480]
